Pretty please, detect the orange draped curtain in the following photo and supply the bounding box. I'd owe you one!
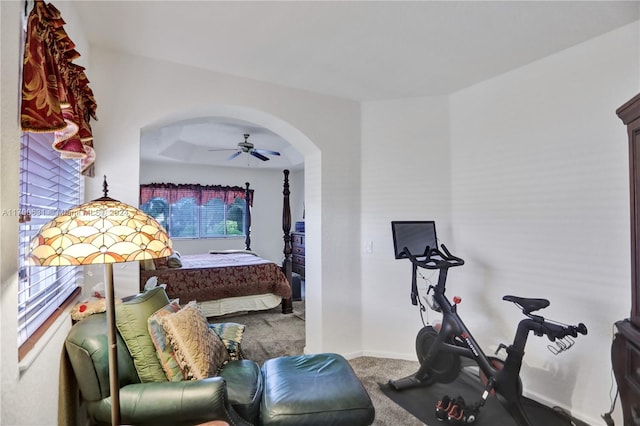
[20,0,97,176]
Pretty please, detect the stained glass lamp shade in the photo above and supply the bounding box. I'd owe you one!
[28,197,172,266]
[27,178,172,425]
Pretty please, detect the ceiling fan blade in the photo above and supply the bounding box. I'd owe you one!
[251,151,270,161]
[253,148,280,156]
[209,148,237,152]
[227,151,242,160]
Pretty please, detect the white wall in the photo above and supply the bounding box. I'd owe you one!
[448,22,638,424]
[360,96,452,358]
[359,21,638,425]
[87,47,362,356]
[1,1,349,422]
[140,162,305,263]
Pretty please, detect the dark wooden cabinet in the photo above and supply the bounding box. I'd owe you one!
[613,92,640,426]
[292,232,305,278]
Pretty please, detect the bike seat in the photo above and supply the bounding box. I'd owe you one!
[502,295,550,314]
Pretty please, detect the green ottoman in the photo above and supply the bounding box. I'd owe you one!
[260,353,375,426]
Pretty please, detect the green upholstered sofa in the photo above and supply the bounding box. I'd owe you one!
[64,287,261,426]
[64,287,375,426]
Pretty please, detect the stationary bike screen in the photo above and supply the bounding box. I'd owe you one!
[391,221,437,259]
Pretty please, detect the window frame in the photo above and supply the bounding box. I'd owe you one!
[140,185,251,240]
[17,132,84,359]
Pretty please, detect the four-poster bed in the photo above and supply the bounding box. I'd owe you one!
[139,170,295,316]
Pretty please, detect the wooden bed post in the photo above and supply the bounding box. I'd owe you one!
[282,170,294,314]
[244,182,251,251]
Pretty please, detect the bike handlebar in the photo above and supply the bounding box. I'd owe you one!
[548,322,588,341]
[402,244,465,270]
[521,318,588,342]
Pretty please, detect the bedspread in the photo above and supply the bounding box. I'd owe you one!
[140,252,292,304]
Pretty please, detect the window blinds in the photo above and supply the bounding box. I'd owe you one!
[17,132,83,346]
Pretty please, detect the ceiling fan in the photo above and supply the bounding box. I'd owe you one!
[209,133,280,161]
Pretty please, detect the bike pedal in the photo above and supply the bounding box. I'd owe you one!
[446,397,479,425]
[435,395,453,421]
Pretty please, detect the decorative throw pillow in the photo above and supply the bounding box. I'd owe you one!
[115,287,170,382]
[159,301,230,380]
[148,299,184,381]
[167,252,182,268]
[209,322,246,360]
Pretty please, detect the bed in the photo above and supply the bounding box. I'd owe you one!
[139,171,295,316]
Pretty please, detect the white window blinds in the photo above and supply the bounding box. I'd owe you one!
[18,132,83,346]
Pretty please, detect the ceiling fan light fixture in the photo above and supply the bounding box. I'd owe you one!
[208,133,281,162]
[232,133,279,161]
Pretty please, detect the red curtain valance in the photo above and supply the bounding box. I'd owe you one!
[140,183,253,207]
[20,0,97,176]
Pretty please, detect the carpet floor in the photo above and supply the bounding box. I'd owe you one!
[379,365,587,426]
[218,302,423,425]
[215,302,584,426]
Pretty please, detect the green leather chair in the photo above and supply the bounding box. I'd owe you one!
[65,309,262,425]
[64,288,374,426]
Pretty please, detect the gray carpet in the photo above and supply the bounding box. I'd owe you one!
[218,301,425,425]
[218,303,585,426]
[224,301,307,363]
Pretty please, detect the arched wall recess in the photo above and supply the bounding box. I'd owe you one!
[138,104,323,353]
[140,104,318,158]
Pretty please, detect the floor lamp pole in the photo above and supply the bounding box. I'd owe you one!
[104,263,121,426]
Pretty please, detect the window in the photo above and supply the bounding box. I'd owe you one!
[140,184,252,239]
[201,197,246,237]
[18,132,83,349]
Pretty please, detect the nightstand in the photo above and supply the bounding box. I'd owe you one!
[291,232,305,278]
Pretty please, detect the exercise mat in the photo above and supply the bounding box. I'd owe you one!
[379,367,587,426]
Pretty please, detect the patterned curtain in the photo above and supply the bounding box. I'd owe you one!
[20,0,97,176]
[140,183,253,207]
[201,185,252,206]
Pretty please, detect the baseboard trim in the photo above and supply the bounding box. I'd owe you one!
[522,389,601,426]
[345,350,418,361]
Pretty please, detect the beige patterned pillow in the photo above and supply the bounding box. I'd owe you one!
[148,300,184,381]
[159,301,230,380]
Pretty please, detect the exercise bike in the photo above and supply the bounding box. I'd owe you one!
[389,244,588,426]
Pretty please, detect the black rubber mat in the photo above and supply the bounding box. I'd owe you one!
[380,367,586,426]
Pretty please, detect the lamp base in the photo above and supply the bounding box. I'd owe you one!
[104,263,120,426]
